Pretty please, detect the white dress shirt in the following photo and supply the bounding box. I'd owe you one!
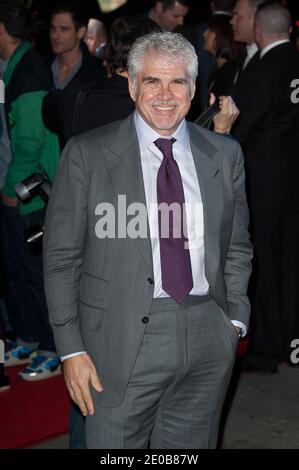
[242,43,259,70]
[233,43,259,84]
[134,112,209,298]
[61,113,246,360]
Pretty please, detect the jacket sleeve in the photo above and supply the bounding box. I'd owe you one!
[43,137,88,357]
[42,89,63,135]
[224,140,253,327]
[2,90,48,198]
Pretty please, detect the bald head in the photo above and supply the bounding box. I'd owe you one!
[255,2,291,36]
[85,18,107,56]
[254,1,291,48]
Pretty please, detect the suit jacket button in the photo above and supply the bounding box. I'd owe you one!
[147,278,154,285]
[142,316,149,324]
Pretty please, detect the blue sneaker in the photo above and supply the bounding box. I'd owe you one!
[5,343,37,367]
[19,355,61,381]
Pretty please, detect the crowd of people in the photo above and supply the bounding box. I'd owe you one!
[0,0,298,450]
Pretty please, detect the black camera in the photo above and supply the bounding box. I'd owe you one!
[15,172,52,247]
[15,173,51,203]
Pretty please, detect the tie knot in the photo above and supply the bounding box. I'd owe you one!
[154,138,176,160]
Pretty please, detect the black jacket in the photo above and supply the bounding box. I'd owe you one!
[231,42,299,210]
[71,74,135,137]
[42,42,106,147]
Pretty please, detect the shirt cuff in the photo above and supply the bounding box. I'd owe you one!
[231,321,247,337]
[61,351,87,361]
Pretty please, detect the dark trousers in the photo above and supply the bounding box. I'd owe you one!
[1,204,55,352]
[69,404,86,449]
[245,157,299,370]
[248,208,299,369]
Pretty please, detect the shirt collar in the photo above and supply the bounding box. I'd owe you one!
[260,39,290,59]
[246,43,259,59]
[134,111,189,152]
[214,11,232,16]
[51,55,82,90]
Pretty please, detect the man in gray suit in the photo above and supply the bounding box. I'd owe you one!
[44,32,252,449]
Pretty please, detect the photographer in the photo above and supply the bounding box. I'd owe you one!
[0,1,61,381]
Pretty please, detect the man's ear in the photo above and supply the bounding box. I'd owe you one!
[190,81,196,100]
[128,76,137,102]
[78,26,87,41]
[254,24,262,46]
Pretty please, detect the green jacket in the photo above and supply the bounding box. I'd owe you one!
[3,41,60,214]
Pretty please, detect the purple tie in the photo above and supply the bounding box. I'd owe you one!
[155,137,193,303]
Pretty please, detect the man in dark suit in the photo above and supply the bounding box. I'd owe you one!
[43,32,252,448]
[233,1,299,372]
[230,0,265,110]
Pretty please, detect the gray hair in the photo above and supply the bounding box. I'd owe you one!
[255,1,291,36]
[127,32,198,88]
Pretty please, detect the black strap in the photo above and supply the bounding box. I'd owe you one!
[71,88,90,136]
[194,97,220,129]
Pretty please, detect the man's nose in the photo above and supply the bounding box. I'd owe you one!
[159,84,174,99]
[51,30,59,40]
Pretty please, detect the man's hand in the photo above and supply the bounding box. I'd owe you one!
[1,193,18,207]
[63,353,103,416]
[210,93,239,134]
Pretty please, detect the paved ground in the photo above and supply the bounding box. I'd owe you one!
[30,359,299,449]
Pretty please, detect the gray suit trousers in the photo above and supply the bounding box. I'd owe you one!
[86,295,238,449]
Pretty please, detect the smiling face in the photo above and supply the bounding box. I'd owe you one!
[128,52,195,136]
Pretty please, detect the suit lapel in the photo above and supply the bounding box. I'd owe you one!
[103,115,153,273]
[188,124,222,289]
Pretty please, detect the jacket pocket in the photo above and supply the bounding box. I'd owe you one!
[79,271,108,308]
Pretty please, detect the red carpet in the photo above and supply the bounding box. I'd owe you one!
[0,365,71,449]
[237,338,249,356]
[0,339,248,449]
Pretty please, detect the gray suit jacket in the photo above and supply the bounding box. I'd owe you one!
[43,114,252,407]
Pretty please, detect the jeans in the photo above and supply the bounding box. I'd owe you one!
[0,204,55,352]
